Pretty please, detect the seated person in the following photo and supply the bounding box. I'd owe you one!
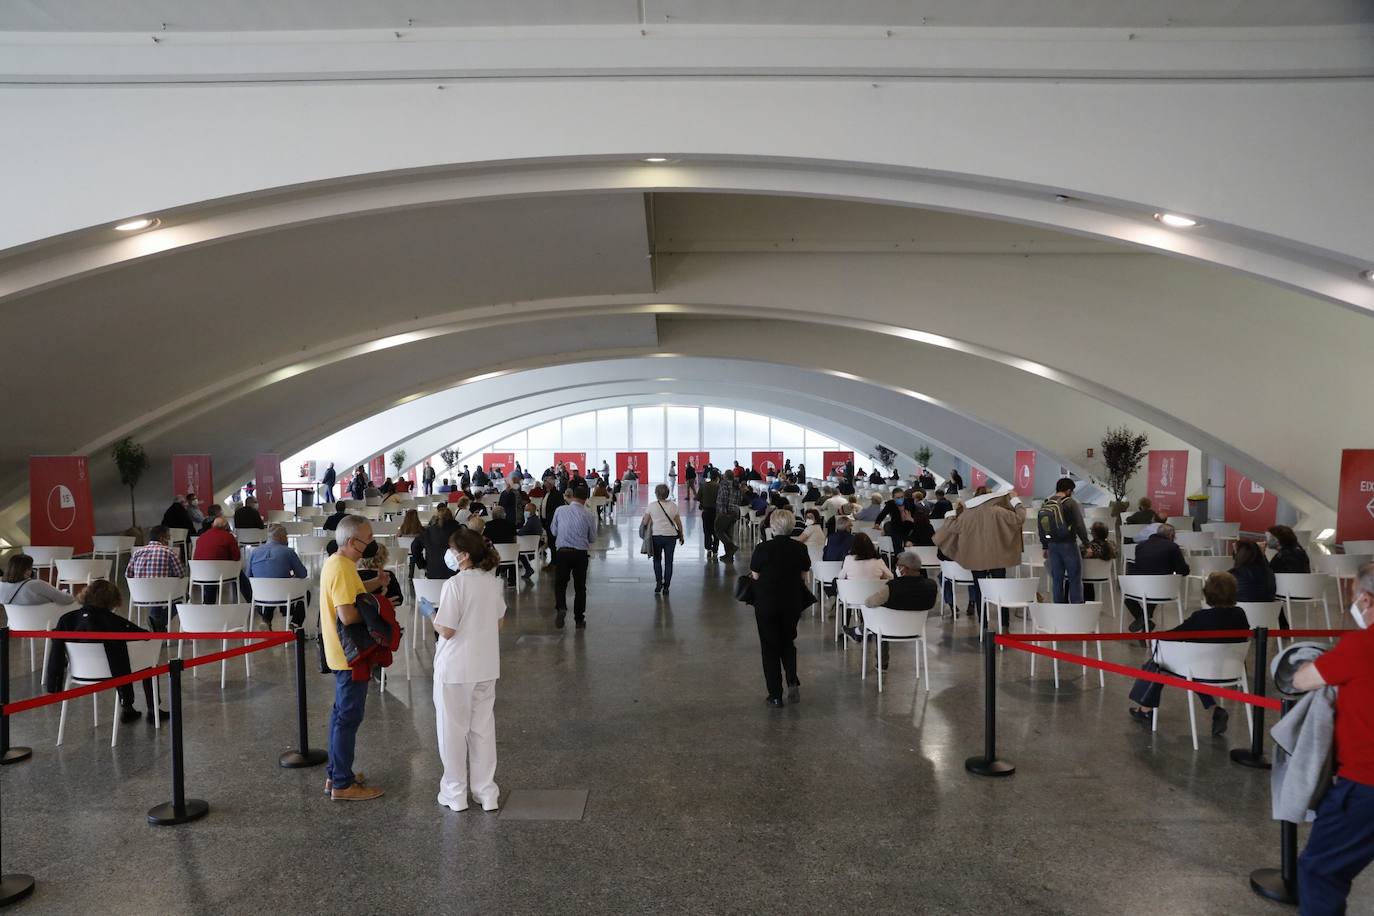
[794,509,826,555]
[802,483,822,504]
[199,503,226,534]
[516,507,543,578]
[161,495,195,534]
[841,533,894,582]
[930,489,954,520]
[1128,571,1249,735]
[857,494,883,522]
[322,500,349,532]
[1267,525,1311,574]
[868,469,885,484]
[823,516,856,562]
[0,553,79,607]
[1124,524,1190,632]
[232,496,265,530]
[1080,521,1118,601]
[750,491,770,516]
[890,505,935,554]
[192,516,246,603]
[843,549,938,666]
[358,543,403,606]
[43,578,166,724]
[125,525,187,631]
[437,478,454,494]
[1125,497,1156,526]
[780,477,801,494]
[1230,539,1276,602]
[246,523,311,629]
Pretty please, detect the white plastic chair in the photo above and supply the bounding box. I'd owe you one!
[54,558,111,594]
[189,559,243,604]
[1201,522,1241,554]
[1080,557,1117,612]
[23,546,73,582]
[1120,542,1137,575]
[411,577,446,663]
[494,542,520,585]
[248,577,311,631]
[295,535,328,574]
[57,638,162,746]
[979,577,1041,641]
[940,560,976,621]
[517,535,541,574]
[911,545,941,578]
[1183,556,1235,607]
[1152,640,1252,750]
[3,602,67,672]
[235,528,268,546]
[297,505,323,519]
[1315,553,1371,602]
[1174,531,1216,556]
[1020,547,1045,584]
[1274,572,1333,630]
[836,577,885,652]
[90,535,136,571]
[1167,516,1195,532]
[176,604,252,688]
[266,510,295,524]
[1028,602,1106,688]
[811,560,845,619]
[126,576,188,629]
[1238,601,1286,651]
[859,607,930,692]
[1342,541,1374,558]
[1117,574,1184,632]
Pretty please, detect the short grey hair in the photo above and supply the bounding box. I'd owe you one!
[267,523,289,543]
[335,514,370,547]
[869,494,883,505]
[835,516,853,532]
[769,509,796,535]
[1157,523,1177,540]
[895,550,922,572]
[655,483,670,499]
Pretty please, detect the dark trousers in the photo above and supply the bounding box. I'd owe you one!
[518,555,534,577]
[1125,599,1156,628]
[715,509,739,557]
[651,535,677,587]
[755,607,801,700]
[555,548,589,619]
[117,677,158,711]
[1299,778,1374,915]
[327,671,369,790]
[258,596,309,629]
[701,508,717,552]
[1128,660,1216,709]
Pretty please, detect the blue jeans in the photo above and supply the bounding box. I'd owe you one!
[1299,778,1374,915]
[328,671,369,790]
[652,535,678,587]
[323,485,334,503]
[1046,541,1083,603]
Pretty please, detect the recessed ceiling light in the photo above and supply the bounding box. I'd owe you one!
[114,217,159,232]
[643,157,668,163]
[1153,212,1198,229]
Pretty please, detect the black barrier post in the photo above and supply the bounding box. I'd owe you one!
[1231,626,1272,770]
[1250,697,1299,906]
[0,630,32,766]
[0,749,36,906]
[965,633,1015,778]
[280,630,328,769]
[147,660,209,826]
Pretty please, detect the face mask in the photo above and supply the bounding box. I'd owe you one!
[1351,601,1370,630]
[894,498,904,505]
[445,549,461,572]
[359,539,379,559]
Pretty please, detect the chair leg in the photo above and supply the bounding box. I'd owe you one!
[1242,674,1254,740]
[1096,642,1104,688]
[221,639,228,690]
[1152,706,1158,733]
[1186,682,1199,750]
[57,697,68,746]
[1322,596,1331,632]
[877,636,883,693]
[110,693,119,748]
[1051,641,1060,689]
[861,629,868,680]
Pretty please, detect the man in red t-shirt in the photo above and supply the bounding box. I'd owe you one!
[1292,562,1374,914]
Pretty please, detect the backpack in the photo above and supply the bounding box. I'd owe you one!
[1037,497,1073,543]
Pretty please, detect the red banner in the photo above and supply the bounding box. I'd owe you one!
[616,451,649,481]
[1013,450,1036,498]
[752,451,784,477]
[822,451,853,478]
[552,452,585,475]
[29,456,95,555]
[677,452,709,484]
[172,454,214,505]
[970,467,989,489]
[1224,466,1277,535]
[481,452,515,475]
[1336,449,1374,544]
[1147,450,1189,518]
[254,454,284,511]
[367,455,385,483]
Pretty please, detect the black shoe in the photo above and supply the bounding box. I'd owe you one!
[120,707,143,724]
[654,583,663,594]
[555,612,566,629]
[662,585,670,594]
[1128,707,1152,723]
[786,684,800,704]
[1128,620,1143,633]
[1211,707,1230,736]
[766,697,785,708]
[842,625,863,643]
[723,551,736,562]
[574,618,586,629]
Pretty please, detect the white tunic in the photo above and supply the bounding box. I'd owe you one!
[433,568,506,684]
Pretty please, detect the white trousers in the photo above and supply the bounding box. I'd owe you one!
[433,679,498,810]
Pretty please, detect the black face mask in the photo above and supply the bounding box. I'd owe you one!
[359,539,380,559]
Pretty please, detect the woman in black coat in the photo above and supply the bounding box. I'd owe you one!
[1229,539,1276,602]
[1266,525,1311,574]
[749,510,813,707]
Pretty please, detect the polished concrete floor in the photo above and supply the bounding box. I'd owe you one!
[2,502,1368,914]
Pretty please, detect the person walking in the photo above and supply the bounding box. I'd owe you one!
[541,476,566,566]
[321,462,337,503]
[1038,477,1091,604]
[932,488,1025,627]
[432,528,506,813]
[684,461,698,502]
[550,485,596,629]
[713,470,743,562]
[641,484,684,594]
[697,471,720,558]
[422,461,436,496]
[748,510,812,707]
[320,515,387,801]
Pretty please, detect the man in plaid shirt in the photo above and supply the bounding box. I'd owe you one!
[714,471,743,562]
[126,526,186,630]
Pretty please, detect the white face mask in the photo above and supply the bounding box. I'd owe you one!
[444,549,462,572]
[1351,600,1370,630]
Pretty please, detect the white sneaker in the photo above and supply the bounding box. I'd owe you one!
[438,794,468,812]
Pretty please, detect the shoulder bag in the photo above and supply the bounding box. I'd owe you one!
[655,500,685,545]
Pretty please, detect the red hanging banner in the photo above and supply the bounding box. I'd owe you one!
[172,454,214,505]
[1146,450,1189,518]
[1336,449,1374,544]
[677,452,709,484]
[1224,466,1278,535]
[482,452,516,474]
[1013,450,1037,498]
[29,456,96,555]
[616,451,649,481]
[752,451,784,477]
[970,467,989,489]
[367,455,385,483]
[254,454,284,511]
[552,452,585,475]
[822,451,853,478]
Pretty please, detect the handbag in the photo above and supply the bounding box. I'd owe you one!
[734,574,755,605]
[654,500,684,545]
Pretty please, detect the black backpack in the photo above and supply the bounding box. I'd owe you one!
[1037,497,1073,543]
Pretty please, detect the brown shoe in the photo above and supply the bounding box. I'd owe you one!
[331,783,384,802]
[324,771,365,793]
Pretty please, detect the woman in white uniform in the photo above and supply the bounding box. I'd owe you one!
[432,527,506,812]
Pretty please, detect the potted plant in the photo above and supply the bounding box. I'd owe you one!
[1099,427,1149,515]
[440,448,458,475]
[914,445,933,470]
[110,436,150,529]
[391,449,407,477]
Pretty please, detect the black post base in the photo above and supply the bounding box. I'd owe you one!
[1231,748,1272,770]
[0,874,35,906]
[279,748,328,769]
[146,799,209,826]
[0,747,31,766]
[1250,867,1298,905]
[965,756,1016,778]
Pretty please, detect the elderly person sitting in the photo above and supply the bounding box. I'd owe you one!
[823,515,856,562]
[856,494,883,522]
[247,523,312,629]
[842,549,939,667]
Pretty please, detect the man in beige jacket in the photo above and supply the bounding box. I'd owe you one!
[931,489,1026,626]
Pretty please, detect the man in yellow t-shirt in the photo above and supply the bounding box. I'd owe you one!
[321,515,389,801]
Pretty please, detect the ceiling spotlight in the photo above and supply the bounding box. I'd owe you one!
[643,157,668,163]
[1153,212,1198,229]
[114,217,159,232]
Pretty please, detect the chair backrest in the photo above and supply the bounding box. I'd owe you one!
[1189,555,1234,578]
[1201,522,1241,538]
[1274,572,1330,600]
[189,559,243,583]
[912,545,940,568]
[517,535,541,553]
[495,543,520,564]
[248,577,311,601]
[940,560,973,583]
[1166,516,1195,531]
[1122,543,1137,564]
[813,559,845,582]
[91,535,135,552]
[3,602,67,631]
[1031,601,1105,633]
[235,528,267,545]
[266,510,295,523]
[126,576,188,603]
[835,578,882,607]
[1117,573,1182,600]
[1080,558,1114,582]
[298,505,323,519]
[281,521,314,536]
[24,545,74,565]
[295,535,328,556]
[54,558,111,583]
[980,577,1040,605]
[1155,640,1247,681]
[344,499,366,510]
[411,577,446,605]
[1237,601,1283,630]
[1342,540,1374,557]
[371,520,400,536]
[126,638,163,672]
[177,603,252,632]
[65,642,114,680]
[360,506,383,520]
[1315,553,1371,578]
[862,607,929,639]
[1174,531,1215,552]
[1120,524,1148,541]
[166,527,189,544]
[1020,547,1044,566]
